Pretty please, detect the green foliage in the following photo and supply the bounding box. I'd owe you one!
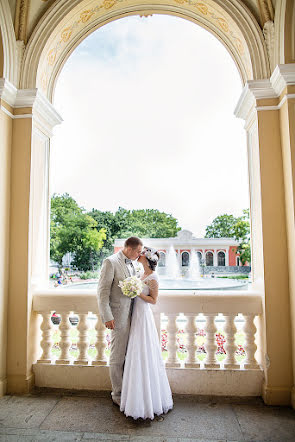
[51,194,181,270]
[80,271,99,280]
[50,193,106,270]
[89,206,181,264]
[205,209,251,265]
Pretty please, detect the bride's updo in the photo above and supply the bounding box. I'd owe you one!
[143,247,160,271]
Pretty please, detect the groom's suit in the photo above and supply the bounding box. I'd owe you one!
[97,250,134,401]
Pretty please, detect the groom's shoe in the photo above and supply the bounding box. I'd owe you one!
[112,396,121,407]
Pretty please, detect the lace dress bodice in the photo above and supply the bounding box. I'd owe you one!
[141,272,159,296]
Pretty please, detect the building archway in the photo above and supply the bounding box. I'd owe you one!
[21,0,271,101]
[1,0,295,407]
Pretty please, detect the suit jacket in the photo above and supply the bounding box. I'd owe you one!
[97,250,132,328]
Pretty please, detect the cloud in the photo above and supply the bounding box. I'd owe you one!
[51,15,248,237]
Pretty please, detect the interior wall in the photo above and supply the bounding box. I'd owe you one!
[0,95,12,395]
[0,32,3,77]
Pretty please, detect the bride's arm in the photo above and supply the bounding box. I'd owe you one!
[138,279,159,305]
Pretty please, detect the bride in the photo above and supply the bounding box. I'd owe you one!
[120,247,173,420]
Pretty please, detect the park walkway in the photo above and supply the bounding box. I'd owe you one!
[0,389,295,441]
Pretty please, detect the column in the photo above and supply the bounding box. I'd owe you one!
[0,79,13,396]
[235,66,294,404]
[5,85,62,392]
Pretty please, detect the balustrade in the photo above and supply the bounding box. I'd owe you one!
[33,291,262,371]
[185,314,200,368]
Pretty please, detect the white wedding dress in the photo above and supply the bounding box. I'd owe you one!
[120,272,173,420]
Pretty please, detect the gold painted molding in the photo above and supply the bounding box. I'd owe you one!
[14,0,29,43]
[35,0,252,96]
[258,0,274,27]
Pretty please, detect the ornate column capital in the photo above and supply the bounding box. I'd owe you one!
[270,64,295,96]
[234,64,295,123]
[0,79,62,136]
[0,78,18,107]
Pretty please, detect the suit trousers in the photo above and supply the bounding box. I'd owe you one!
[109,307,133,399]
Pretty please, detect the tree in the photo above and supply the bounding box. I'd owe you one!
[205,214,237,238]
[89,207,181,264]
[50,194,106,270]
[205,209,251,265]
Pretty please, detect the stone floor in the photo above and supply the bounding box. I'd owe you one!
[0,389,294,442]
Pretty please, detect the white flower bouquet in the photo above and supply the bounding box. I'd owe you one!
[118,276,143,298]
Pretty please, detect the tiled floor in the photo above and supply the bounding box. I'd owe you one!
[0,390,294,441]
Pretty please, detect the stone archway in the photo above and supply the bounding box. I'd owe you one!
[1,0,295,407]
[21,0,270,100]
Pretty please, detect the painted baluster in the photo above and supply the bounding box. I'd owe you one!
[204,314,219,368]
[74,313,89,365]
[37,312,53,363]
[92,314,107,366]
[185,314,200,368]
[166,314,181,367]
[56,312,71,364]
[223,314,239,369]
[243,314,259,368]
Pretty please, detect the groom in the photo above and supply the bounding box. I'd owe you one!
[97,236,143,406]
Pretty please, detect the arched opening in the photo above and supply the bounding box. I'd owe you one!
[181,252,190,267]
[206,251,214,266]
[2,0,294,407]
[197,251,202,262]
[217,251,225,266]
[158,252,166,267]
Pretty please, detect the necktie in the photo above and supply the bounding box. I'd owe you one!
[125,258,135,276]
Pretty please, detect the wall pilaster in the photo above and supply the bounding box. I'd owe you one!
[0,79,13,396]
[235,64,295,405]
[1,81,62,393]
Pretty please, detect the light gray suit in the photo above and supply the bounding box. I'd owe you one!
[97,250,133,401]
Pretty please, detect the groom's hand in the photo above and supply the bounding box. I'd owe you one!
[105,320,115,330]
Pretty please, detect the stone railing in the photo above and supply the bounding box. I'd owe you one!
[33,289,262,370]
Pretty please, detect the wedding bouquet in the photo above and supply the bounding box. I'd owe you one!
[118,276,143,298]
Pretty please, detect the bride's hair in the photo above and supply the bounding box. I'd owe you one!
[146,251,160,271]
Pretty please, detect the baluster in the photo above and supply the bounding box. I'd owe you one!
[243,314,259,369]
[166,314,181,367]
[74,313,89,365]
[37,312,53,363]
[223,314,239,369]
[92,314,107,366]
[185,314,200,368]
[204,314,219,368]
[56,312,71,364]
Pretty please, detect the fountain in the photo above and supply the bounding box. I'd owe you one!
[187,250,201,280]
[165,245,181,279]
[62,244,249,291]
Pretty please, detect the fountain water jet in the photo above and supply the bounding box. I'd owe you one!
[165,245,181,279]
[188,250,201,280]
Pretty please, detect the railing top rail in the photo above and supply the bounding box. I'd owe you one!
[33,290,263,315]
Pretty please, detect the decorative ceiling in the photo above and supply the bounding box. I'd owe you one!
[8,0,275,42]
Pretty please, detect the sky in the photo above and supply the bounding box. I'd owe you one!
[51,14,249,237]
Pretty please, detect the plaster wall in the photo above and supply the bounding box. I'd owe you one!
[257,108,293,403]
[0,34,3,77]
[279,92,295,406]
[6,116,34,393]
[0,105,12,396]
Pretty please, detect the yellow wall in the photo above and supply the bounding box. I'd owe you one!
[256,108,293,404]
[0,105,12,396]
[6,116,34,393]
[284,0,295,64]
[279,92,295,406]
[0,32,3,77]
